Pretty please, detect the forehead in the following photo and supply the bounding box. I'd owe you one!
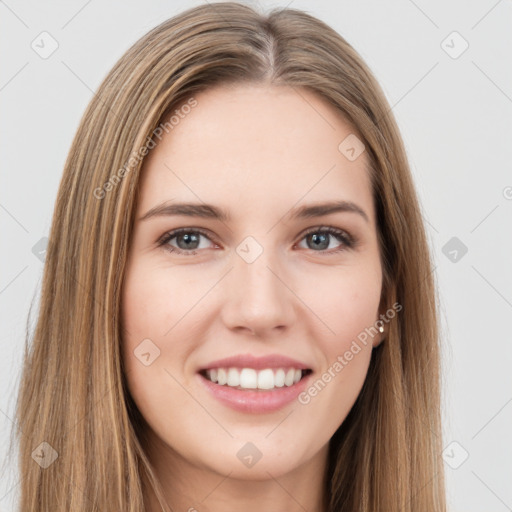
[137,83,374,224]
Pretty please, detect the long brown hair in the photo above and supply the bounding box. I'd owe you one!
[10,2,446,510]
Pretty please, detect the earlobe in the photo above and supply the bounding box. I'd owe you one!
[373,323,385,348]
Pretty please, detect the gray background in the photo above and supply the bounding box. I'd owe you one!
[1,1,511,511]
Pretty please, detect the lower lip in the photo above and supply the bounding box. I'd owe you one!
[198,372,312,413]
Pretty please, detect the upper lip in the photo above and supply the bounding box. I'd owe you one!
[199,354,312,371]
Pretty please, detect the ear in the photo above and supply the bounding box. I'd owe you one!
[372,303,388,348]
[372,321,386,348]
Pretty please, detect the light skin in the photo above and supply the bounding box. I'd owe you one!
[121,83,385,512]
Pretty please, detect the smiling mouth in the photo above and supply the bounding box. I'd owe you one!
[199,367,313,391]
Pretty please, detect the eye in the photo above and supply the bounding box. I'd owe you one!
[157,226,356,256]
[296,226,355,253]
[157,228,216,255]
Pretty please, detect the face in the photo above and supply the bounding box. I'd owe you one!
[121,83,384,484]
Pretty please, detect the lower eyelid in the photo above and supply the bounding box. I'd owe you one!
[158,230,214,251]
[158,227,355,253]
[298,230,353,250]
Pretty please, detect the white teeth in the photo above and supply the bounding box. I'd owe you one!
[217,368,227,385]
[257,369,274,390]
[284,368,295,386]
[239,368,258,389]
[204,367,307,390]
[274,368,285,387]
[227,368,240,387]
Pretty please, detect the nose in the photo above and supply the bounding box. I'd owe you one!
[220,244,296,337]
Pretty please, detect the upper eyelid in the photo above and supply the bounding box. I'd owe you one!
[159,227,215,244]
[158,225,353,247]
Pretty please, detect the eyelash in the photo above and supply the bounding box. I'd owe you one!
[156,226,356,256]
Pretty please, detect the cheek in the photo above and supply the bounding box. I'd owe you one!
[297,263,380,410]
[296,284,378,438]
[120,263,170,390]
[121,261,188,342]
[120,265,187,438]
[309,264,382,348]
[120,260,201,400]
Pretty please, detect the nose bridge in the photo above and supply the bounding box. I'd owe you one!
[222,235,294,333]
[234,237,286,303]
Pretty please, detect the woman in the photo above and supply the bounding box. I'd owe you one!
[12,2,446,511]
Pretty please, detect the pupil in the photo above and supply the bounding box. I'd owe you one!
[178,233,199,250]
[175,232,331,251]
[310,233,328,250]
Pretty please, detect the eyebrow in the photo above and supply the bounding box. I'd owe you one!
[139,199,369,224]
